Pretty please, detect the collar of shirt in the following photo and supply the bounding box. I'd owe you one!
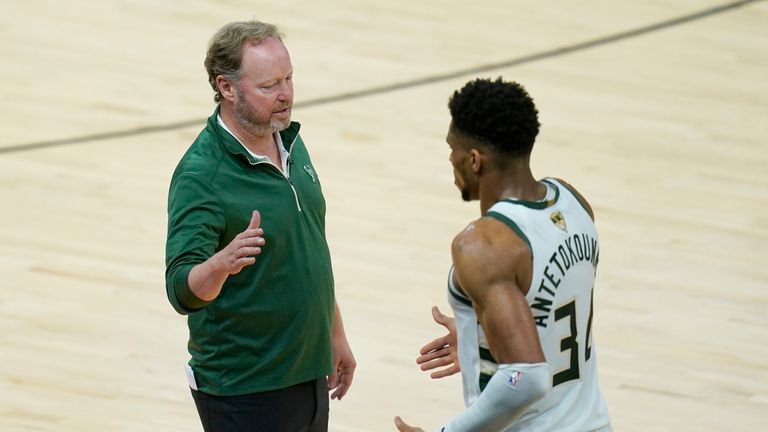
[217,114,290,174]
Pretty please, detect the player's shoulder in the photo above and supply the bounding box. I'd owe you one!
[452,217,502,247]
[451,217,529,263]
[451,219,482,258]
[451,217,532,299]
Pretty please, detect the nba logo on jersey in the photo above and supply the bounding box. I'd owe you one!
[550,211,567,232]
[507,370,521,387]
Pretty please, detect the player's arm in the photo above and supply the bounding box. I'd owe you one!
[455,218,544,364]
[441,218,550,431]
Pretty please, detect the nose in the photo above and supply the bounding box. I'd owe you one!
[278,79,293,102]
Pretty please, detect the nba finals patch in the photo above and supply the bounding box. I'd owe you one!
[550,211,567,232]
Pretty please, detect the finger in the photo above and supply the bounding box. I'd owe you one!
[247,210,261,230]
[236,247,262,258]
[419,355,454,371]
[419,337,449,356]
[333,368,355,400]
[430,365,460,379]
[329,371,345,399]
[232,257,257,273]
[241,227,264,237]
[235,228,264,241]
[327,369,339,390]
[237,236,266,250]
[416,346,450,364]
[237,236,265,248]
[330,381,345,400]
[419,356,453,371]
[419,336,450,355]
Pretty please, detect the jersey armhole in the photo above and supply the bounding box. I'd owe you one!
[484,211,532,253]
[483,211,535,296]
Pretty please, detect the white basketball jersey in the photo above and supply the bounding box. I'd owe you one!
[448,178,611,431]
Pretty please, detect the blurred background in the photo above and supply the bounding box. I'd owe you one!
[1,1,766,430]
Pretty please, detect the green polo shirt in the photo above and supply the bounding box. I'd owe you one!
[165,107,334,395]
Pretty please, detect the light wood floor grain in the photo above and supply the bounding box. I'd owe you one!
[1,1,767,430]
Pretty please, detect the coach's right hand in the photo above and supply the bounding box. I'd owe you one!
[188,210,265,301]
[216,210,265,275]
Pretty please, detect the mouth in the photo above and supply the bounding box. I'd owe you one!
[274,106,291,116]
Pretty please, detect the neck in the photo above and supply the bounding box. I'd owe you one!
[478,159,544,214]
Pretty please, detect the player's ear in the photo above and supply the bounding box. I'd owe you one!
[469,148,483,174]
[217,75,236,102]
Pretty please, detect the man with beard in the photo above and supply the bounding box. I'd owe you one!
[165,20,355,432]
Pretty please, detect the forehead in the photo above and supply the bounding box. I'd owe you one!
[240,37,292,78]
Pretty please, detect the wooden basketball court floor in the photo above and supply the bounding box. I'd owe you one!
[1,0,766,430]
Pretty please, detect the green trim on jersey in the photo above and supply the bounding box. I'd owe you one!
[498,179,560,209]
[549,177,592,216]
[484,211,533,253]
[448,272,472,307]
[449,287,472,307]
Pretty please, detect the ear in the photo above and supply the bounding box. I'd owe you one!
[216,75,236,102]
[469,148,483,174]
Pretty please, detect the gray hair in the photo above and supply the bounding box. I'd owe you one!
[204,20,284,103]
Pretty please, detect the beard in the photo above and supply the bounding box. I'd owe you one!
[461,187,471,202]
[233,87,291,135]
[454,171,472,201]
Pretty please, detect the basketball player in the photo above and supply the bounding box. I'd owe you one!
[395,78,612,431]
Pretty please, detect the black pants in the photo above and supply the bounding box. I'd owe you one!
[190,377,329,432]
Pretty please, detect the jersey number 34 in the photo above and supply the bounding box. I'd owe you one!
[552,290,594,387]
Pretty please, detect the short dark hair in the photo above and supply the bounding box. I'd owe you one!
[448,77,540,158]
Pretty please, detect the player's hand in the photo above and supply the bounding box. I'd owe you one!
[394,416,425,432]
[328,331,356,400]
[417,306,460,378]
[214,210,265,275]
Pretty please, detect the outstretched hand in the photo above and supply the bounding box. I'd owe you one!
[188,210,266,302]
[394,416,425,432]
[215,210,265,275]
[417,306,460,379]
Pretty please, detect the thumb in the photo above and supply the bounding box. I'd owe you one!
[248,210,261,230]
[394,416,407,430]
[327,369,339,389]
[432,306,448,325]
